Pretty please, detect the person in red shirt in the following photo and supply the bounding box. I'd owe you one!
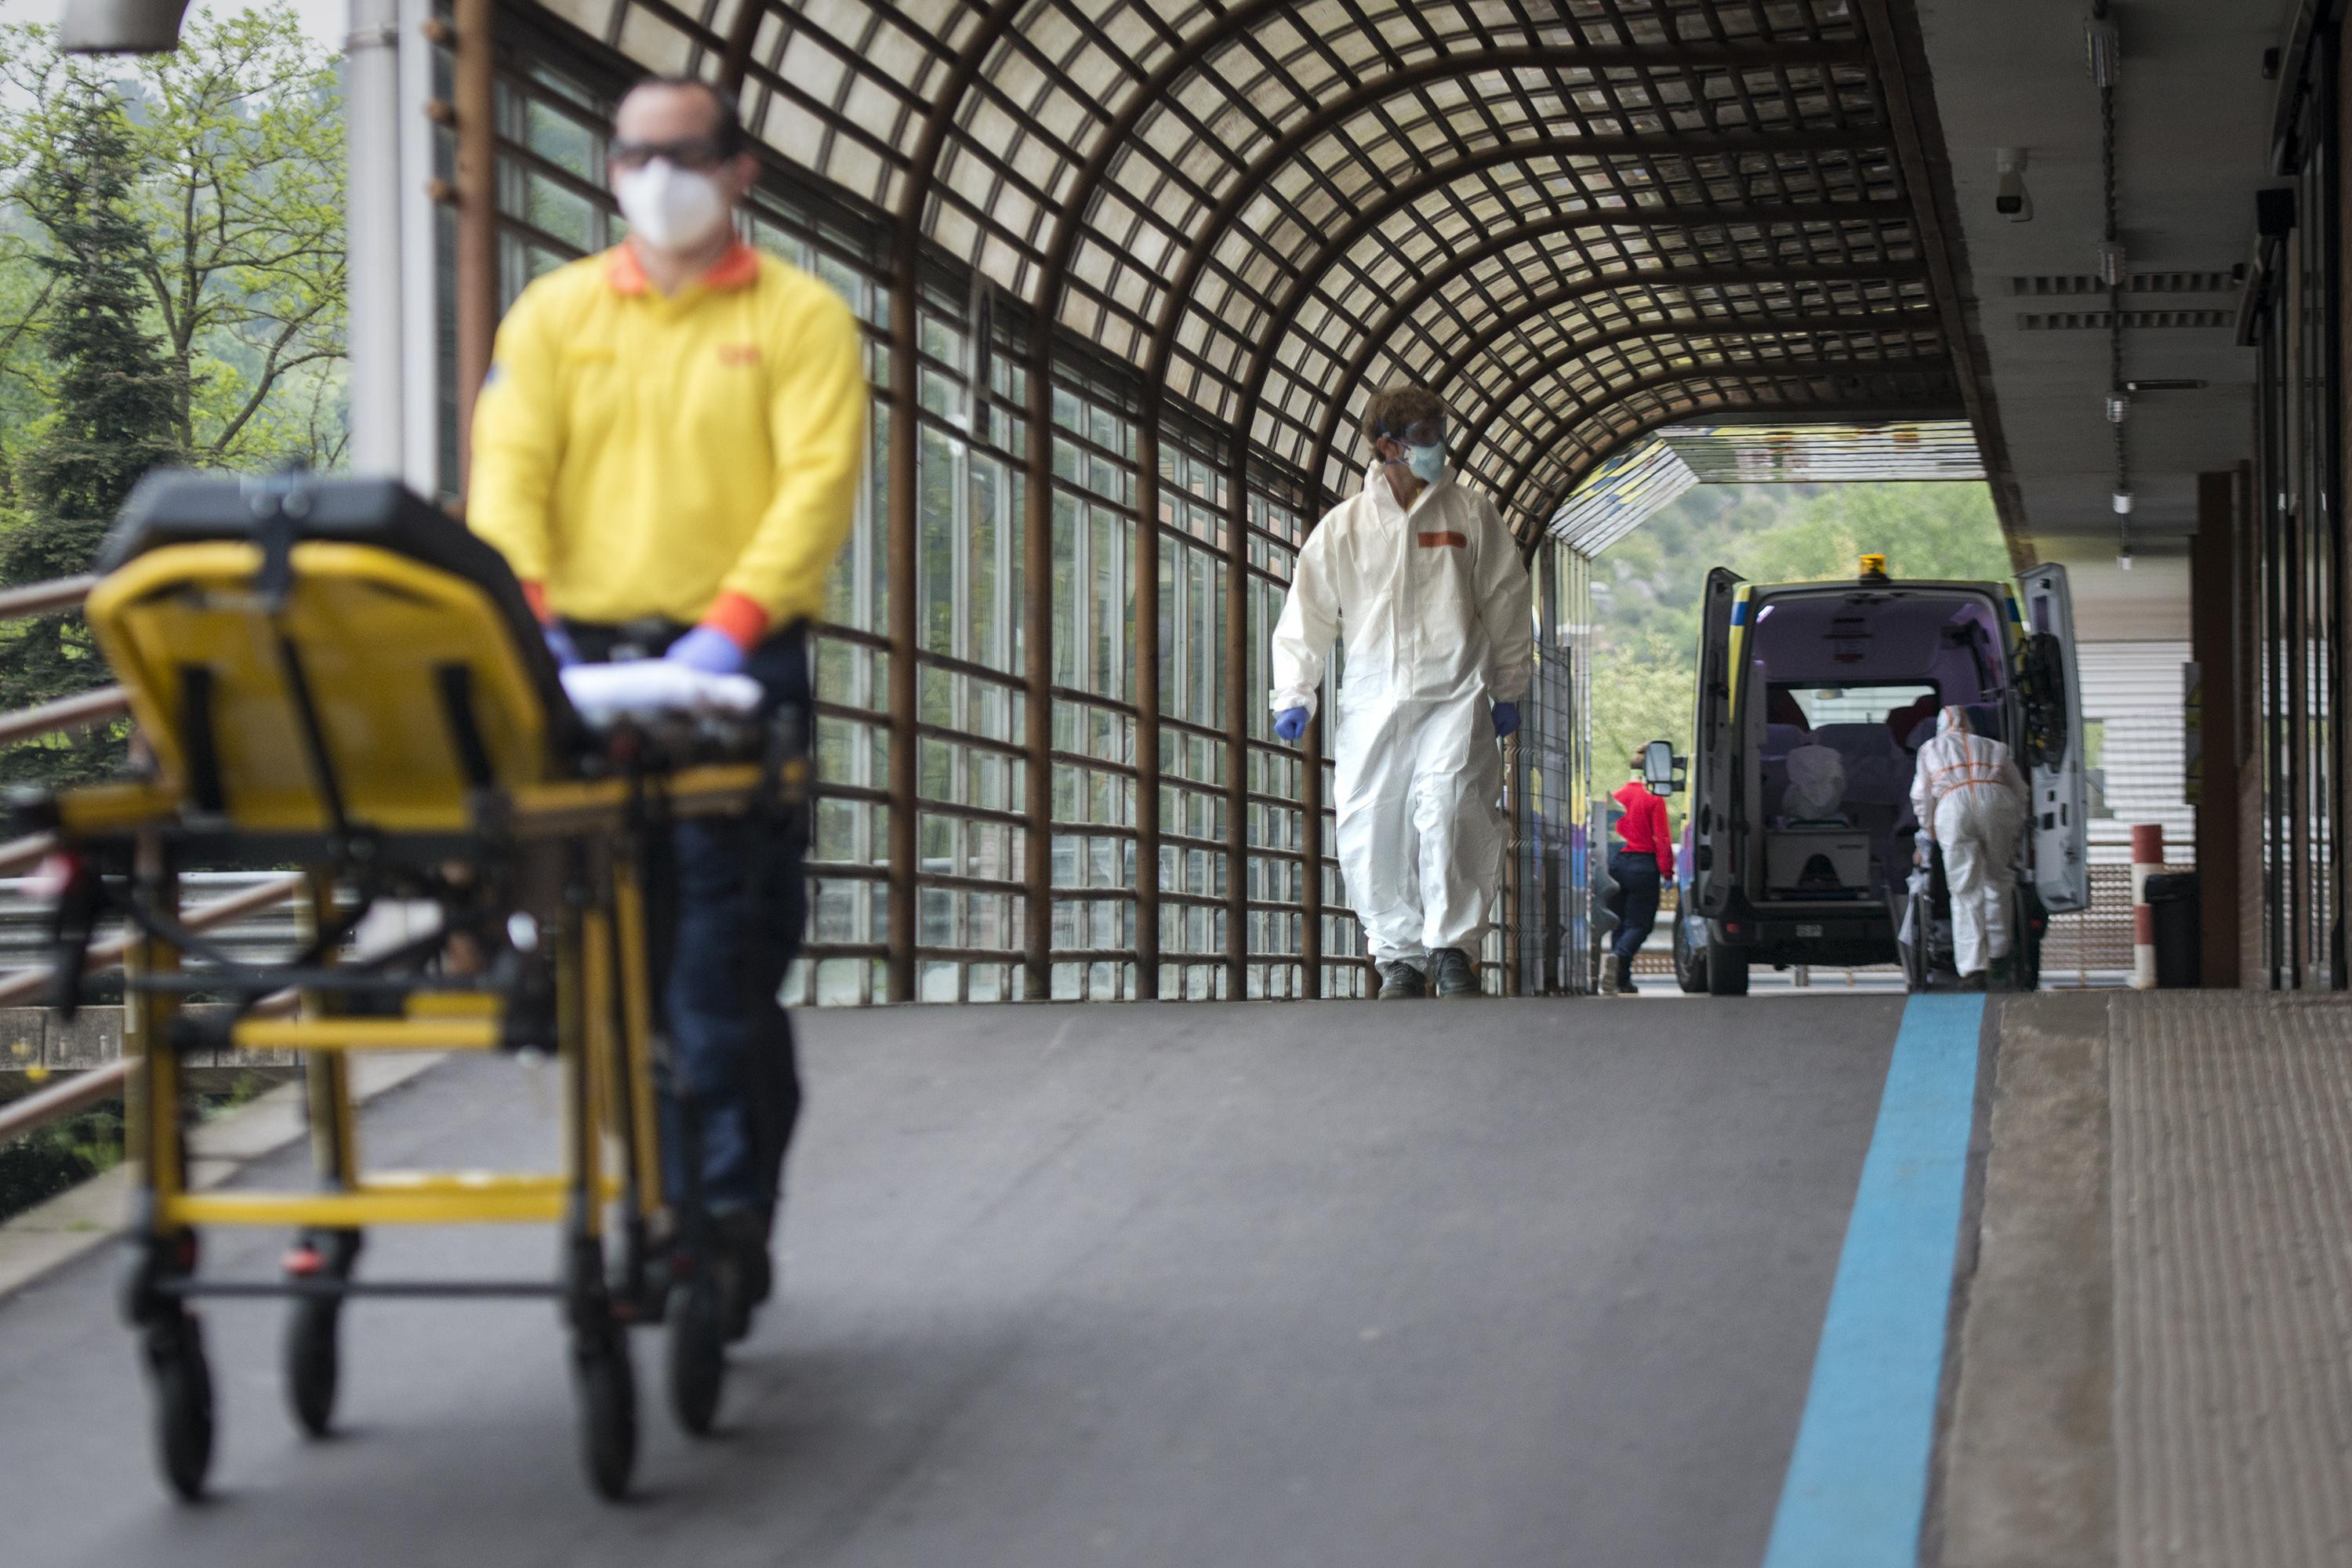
[1606,757,1677,996]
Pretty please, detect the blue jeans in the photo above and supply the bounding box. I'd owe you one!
[568,622,808,1224]
[1609,851,1661,963]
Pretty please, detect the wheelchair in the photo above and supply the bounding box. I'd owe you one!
[16,471,808,1501]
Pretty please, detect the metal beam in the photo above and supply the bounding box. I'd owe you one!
[1430,263,1933,420]
[1224,433,1249,997]
[884,0,1033,1003]
[1131,414,1163,997]
[717,0,764,95]
[1301,210,1919,493]
[450,0,496,499]
[1450,328,1946,485]
[1497,386,1966,533]
[1229,159,1911,520]
[1030,13,1873,304]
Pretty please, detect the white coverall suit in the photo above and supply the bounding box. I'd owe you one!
[1269,466,1534,966]
[1909,706,2030,977]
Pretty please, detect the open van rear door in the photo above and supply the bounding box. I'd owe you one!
[1691,567,1746,917]
[2016,564,2089,913]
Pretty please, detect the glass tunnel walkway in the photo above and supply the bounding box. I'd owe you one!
[397,0,1979,1006]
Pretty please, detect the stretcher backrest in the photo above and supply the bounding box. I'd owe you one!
[85,471,585,835]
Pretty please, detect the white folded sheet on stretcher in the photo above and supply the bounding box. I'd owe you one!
[557,662,763,728]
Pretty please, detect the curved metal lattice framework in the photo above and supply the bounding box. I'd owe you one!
[532,0,1964,518]
[493,0,1975,1001]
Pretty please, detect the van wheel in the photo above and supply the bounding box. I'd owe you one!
[1705,944,1748,996]
[1672,915,1708,993]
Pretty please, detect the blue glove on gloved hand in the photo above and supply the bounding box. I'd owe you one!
[1273,706,1311,743]
[666,625,748,677]
[543,622,581,670]
[1491,701,1520,739]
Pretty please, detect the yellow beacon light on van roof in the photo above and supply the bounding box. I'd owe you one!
[1858,554,1890,583]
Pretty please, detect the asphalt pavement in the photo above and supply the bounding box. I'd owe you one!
[0,995,1901,1568]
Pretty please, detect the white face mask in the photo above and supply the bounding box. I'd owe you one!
[615,158,731,253]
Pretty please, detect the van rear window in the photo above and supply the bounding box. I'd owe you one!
[1768,683,1940,735]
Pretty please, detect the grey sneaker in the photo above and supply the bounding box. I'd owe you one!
[1432,947,1479,997]
[1377,960,1426,1000]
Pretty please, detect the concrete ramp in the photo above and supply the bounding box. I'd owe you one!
[0,996,1903,1566]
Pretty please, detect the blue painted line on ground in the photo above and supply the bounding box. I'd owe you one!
[1760,993,1985,1568]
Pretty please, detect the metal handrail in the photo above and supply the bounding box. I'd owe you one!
[0,872,307,1011]
[0,575,96,620]
[0,687,130,748]
[0,574,300,1145]
[0,873,309,1142]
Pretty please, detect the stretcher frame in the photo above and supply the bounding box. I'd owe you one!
[24,474,805,1501]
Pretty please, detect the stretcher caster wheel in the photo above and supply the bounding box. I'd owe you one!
[571,1325,637,1500]
[285,1298,341,1438]
[144,1316,215,1501]
[666,1278,725,1436]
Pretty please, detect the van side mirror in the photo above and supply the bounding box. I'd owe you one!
[1643,739,1686,797]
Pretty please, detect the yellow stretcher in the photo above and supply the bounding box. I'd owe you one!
[19,471,807,1501]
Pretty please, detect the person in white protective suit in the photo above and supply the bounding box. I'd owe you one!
[1908,705,2030,987]
[1268,384,1534,1000]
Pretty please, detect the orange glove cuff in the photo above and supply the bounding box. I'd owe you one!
[699,590,771,653]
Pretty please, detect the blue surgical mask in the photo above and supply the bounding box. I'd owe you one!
[1402,441,1446,485]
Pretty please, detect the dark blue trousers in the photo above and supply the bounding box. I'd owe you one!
[568,622,808,1224]
[1609,851,1662,964]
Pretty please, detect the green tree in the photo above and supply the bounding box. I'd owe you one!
[0,6,346,470]
[0,205,57,509]
[0,85,186,787]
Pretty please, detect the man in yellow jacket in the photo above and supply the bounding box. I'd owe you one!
[469,74,866,1338]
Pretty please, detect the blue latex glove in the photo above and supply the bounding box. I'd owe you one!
[1492,701,1520,739]
[1273,706,1310,743]
[667,624,748,677]
[543,622,581,670]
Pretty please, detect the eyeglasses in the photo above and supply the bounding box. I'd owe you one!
[609,137,735,174]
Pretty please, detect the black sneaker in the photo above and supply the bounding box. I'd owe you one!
[1377,961,1427,1000]
[711,1208,773,1343]
[1432,948,1479,997]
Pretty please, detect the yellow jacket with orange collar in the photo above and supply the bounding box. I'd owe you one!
[466,239,867,650]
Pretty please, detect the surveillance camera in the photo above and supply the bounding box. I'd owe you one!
[1994,148,2032,222]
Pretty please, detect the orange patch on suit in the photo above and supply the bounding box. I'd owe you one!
[1417,531,1468,548]
[717,343,761,366]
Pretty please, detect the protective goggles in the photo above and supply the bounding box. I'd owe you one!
[609,136,737,174]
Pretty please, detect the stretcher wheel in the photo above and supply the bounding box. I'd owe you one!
[285,1298,342,1438]
[666,1278,726,1436]
[572,1325,637,1500]
[145,1316,215,1501]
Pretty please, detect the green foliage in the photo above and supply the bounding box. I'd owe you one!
[1588,482,2013,786]
[0,5,346,789]
[0,7,347,472]
[0,1101,125,1225]
[2,85,187,787]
